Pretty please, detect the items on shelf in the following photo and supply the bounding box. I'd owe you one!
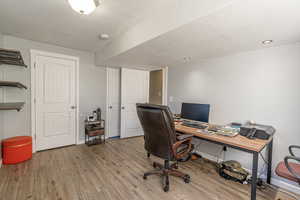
[85,108,105,146]
[86,108,102,122]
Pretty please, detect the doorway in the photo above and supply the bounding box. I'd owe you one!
[31,50,79,152]
[149,69,163,105]
[149,67,168,105]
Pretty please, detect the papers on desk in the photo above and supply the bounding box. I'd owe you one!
[196,129,215,135]
[216,127,239,137]
[197,126,239,137]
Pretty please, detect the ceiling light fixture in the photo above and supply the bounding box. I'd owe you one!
[68,0,100,15]
[262,40,273,45]
[99,33,110,40]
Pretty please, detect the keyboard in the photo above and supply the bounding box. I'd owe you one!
[181,121,208,129]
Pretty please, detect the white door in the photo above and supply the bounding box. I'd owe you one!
[34,52,77,151]
[107,68,121,138]
[121,68,149,138]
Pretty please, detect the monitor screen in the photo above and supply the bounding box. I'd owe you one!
[181,103,210,122]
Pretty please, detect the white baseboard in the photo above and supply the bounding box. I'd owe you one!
[269,176,300,195]
[195,150,300,195]
[77,139,85,145]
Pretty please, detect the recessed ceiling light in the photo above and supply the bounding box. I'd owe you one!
[99,34,110,40]
[262,40,273,45]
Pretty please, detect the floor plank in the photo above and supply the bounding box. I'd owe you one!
[0,137,298,200]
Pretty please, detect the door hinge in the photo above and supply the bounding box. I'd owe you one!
[34,62,36,69]
[34,134,37,140]
[34,98,36,104]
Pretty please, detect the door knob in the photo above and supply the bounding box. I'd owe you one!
[121,106,125,110]
[109,106,113,109]
[71,106,76,109]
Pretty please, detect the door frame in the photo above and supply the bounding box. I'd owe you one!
[162,67,168,105]
[30,49,80,152]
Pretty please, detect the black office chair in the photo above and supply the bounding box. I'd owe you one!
[136,103,194,192]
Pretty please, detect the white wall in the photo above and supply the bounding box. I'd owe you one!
[0,35,106,142]
[168,43,300,191]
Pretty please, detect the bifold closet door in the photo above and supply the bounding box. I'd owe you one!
[107,68,121,138]
[120,68,149,138]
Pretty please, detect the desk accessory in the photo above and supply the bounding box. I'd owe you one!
[240,123,275,140]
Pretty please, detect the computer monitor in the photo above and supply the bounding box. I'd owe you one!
[181,103,210,122]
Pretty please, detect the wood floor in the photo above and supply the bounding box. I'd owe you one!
[0,137,298,200]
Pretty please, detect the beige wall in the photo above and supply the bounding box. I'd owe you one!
[149,70,163,105]
[0,35,106,143]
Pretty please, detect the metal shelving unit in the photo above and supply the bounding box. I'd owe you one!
[0,48,27,67]
[0,102,25,112]
[0,48,27,112]
[0,81,27,89]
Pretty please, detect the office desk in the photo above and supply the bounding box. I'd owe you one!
[175,122,273,200]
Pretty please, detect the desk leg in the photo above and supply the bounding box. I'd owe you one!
[251,152,258,200]
[267,139,273,184]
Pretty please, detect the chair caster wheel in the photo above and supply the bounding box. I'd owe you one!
[183,175,190,183]
[153,163,157,168]
[143,175,147,180]
[163,185,169,192]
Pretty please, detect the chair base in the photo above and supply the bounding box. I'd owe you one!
[143,160,190,192]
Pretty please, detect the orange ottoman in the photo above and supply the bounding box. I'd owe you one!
[2,136,32,164]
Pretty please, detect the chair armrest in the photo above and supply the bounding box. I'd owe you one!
[172,137,193,160]
[284,156,300,183]
[289,145,300,157]
[176,134,193,141]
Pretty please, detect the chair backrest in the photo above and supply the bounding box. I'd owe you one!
[136,103,177,160]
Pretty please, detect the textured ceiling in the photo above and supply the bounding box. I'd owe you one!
[103,0,300,67]
[0,0,172,52]
[1,0,300,68]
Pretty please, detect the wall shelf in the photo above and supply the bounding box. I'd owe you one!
[0,81,27,89]
[0,48,27,67]
[0,102,25,112]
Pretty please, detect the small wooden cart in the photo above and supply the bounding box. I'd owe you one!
[85,120,105,146]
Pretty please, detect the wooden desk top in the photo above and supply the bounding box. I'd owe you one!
[175,122,272,153]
